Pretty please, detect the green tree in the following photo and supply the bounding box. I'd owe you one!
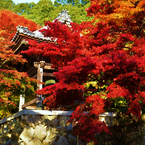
[19,0,55,25]
[13,2,36,15]
[61,2,93,24]
[0,0,14,10]
[12,0,92,25]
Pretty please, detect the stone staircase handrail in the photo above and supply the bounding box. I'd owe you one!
[0,110,117,125]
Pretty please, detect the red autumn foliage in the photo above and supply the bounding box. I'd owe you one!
[23,0,145,142]
[0,10,40,106]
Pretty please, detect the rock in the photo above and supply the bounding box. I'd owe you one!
[59,116,68,127]
[47,116,58,127]
[42,139,57,145]
[57,126,67,137]
[45,128,58,141]
[5,140,13,145]
[57,136,71,145]
[141,114,145,121]
[11,127,22,140]
[5,140,18,145]
[67,124,73,132]
[34,125,47,141]
[28,138,42,145]
[68,134,84,145]
[23,115,42,127]
[19,127,34,144]
[86,141,95,145]
[18,141,27,145]
[0,114,86,145]
[1,133,9,141]
[42,115,50,126]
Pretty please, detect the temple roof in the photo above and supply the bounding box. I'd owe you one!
[55,9,72,26]
[12,10,72,45]
[12,26,52,42]
[9,10,73,81]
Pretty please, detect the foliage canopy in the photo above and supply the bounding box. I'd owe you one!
[0,0,145,143]
[0,10,39,118]
[23,0,145,143]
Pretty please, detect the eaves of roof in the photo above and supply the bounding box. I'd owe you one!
[11,26,56,51]
[11,9,72,51]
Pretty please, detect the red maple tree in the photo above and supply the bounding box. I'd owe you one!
[23,0,145,142]
[0,10,39,115]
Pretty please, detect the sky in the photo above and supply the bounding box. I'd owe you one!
[13,0,55,4]
[13,0,40,4]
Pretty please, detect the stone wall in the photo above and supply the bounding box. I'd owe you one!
[0,110,117,145]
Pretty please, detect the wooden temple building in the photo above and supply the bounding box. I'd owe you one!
[11,9,72,80]
[11,10,72,110]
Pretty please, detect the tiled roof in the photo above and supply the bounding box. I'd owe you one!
[55,9,72,26]
[12,10,72,43]
[12,25,52,42]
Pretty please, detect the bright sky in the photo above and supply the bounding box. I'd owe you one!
[13,0,40,4]
[13,0,55,4]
